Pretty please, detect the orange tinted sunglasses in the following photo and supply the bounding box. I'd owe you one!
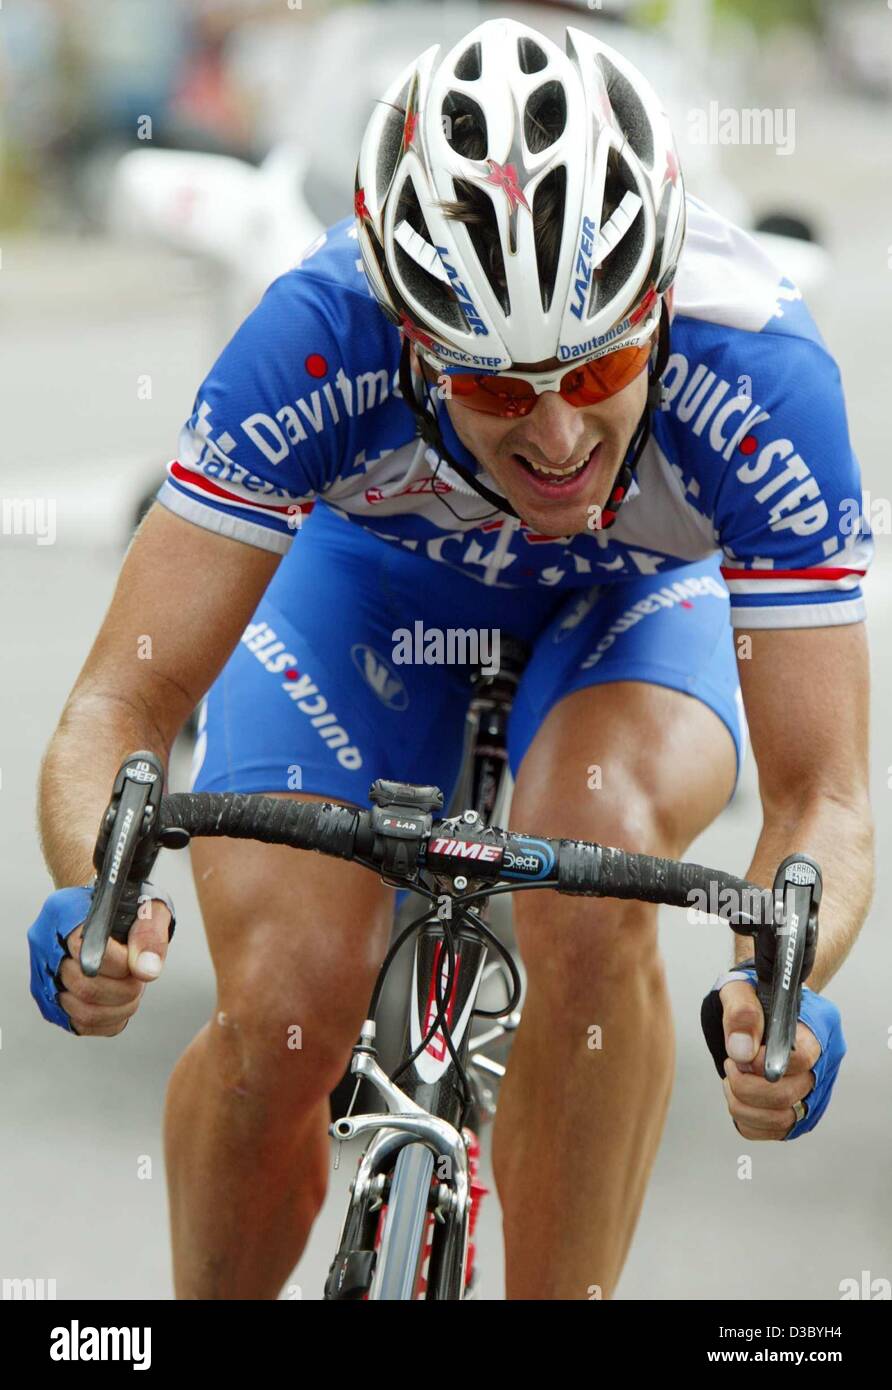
[446,341,652,418]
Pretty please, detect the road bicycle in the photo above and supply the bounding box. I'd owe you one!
[78,641,821,1301]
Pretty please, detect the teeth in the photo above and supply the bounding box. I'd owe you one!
[522,453,589,479]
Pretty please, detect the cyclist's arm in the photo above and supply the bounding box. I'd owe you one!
[734,621,874,988]
[38,505,280,887]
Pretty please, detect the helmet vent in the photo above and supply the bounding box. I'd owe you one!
[595,56,654,167]
[517,37,547,75]
[376,78,412,203]
[394,219,450,284]
[394,177,466,331]
[592,208,645,318]
[454,42,482,81]
[443,92,488,159]
[532,165,566,312]
[525,81,566,151]
[570,146,645,320]
[449,177,509,316]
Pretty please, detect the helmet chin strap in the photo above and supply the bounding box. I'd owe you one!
[397,339,518,517]
[598,303,671,529]
[397,301,671,529]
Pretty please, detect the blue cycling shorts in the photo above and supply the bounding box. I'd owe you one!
[190,503,746,808]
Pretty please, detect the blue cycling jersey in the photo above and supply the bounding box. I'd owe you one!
[158,196,871,627]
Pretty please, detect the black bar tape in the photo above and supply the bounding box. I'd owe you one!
[160,793,359,859]
[559,842,759,910]
[557,841,601,893]
[597,848,757,909]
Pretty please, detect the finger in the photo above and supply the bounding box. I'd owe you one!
[736,1028,821,1082]
[722,1079,798,1140]
[59,991,142,1034]
[127,901,173,981]
[734,1119,792,1142]
[71,1019,132,1039]
[735,1044,765,1078]
[724,1058,814,1110]
[784,1022,822,1074]
[57,957,145,1007]
[719,979,764,1069]
[65,927,132,981]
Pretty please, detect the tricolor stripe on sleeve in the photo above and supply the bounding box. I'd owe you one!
[721,562,867,628]
[157,456,314,554]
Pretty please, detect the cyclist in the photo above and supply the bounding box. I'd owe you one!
[32,19,872,1299]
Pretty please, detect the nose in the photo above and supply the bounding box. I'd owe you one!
[520,392,589,465]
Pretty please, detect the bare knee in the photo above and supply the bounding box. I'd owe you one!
[206,944,373,1111]
[190,830,393,1114]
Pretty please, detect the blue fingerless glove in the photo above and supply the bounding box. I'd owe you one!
[28,886,93,1032]
[701,964,846,1139]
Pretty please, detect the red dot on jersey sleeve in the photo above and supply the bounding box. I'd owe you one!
[305,354,328,378]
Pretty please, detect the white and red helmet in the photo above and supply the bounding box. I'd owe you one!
[355,16,685,378]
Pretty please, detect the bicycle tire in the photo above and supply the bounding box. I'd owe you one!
[368,1143,435,1301]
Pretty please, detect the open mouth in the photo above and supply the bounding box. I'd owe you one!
[512,443,601,494]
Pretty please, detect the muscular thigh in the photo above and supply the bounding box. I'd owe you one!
[509,681,737,982]
[509,553,744,845]
[190,793,395,1034]
[507,557,741,971]
[511,680,736,852]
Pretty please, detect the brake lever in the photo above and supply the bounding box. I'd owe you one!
[80,752,170,976]
[756,854,821,1082]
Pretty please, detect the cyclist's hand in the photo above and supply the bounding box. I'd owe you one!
[28,886,173,1036]
[720,978,818,1139]
[702,969,846,1140]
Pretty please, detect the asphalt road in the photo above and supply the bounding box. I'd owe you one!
[2,89,890,1302]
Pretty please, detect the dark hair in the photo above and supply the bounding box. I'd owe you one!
[437,93,567,313]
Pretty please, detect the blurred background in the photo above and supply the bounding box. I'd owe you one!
[2,0,891,1301]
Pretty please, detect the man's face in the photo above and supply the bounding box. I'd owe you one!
[440,360,650,536]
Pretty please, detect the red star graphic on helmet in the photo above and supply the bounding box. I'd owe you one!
[483,160,530,213]
[354,187,369,221]
[399,312,436,350]
[630,286,658,325]
[403,108,418,153]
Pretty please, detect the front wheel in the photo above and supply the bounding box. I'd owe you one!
[368,1144,435,1300]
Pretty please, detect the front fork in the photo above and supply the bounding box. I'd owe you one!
[325,1023,474,1300]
